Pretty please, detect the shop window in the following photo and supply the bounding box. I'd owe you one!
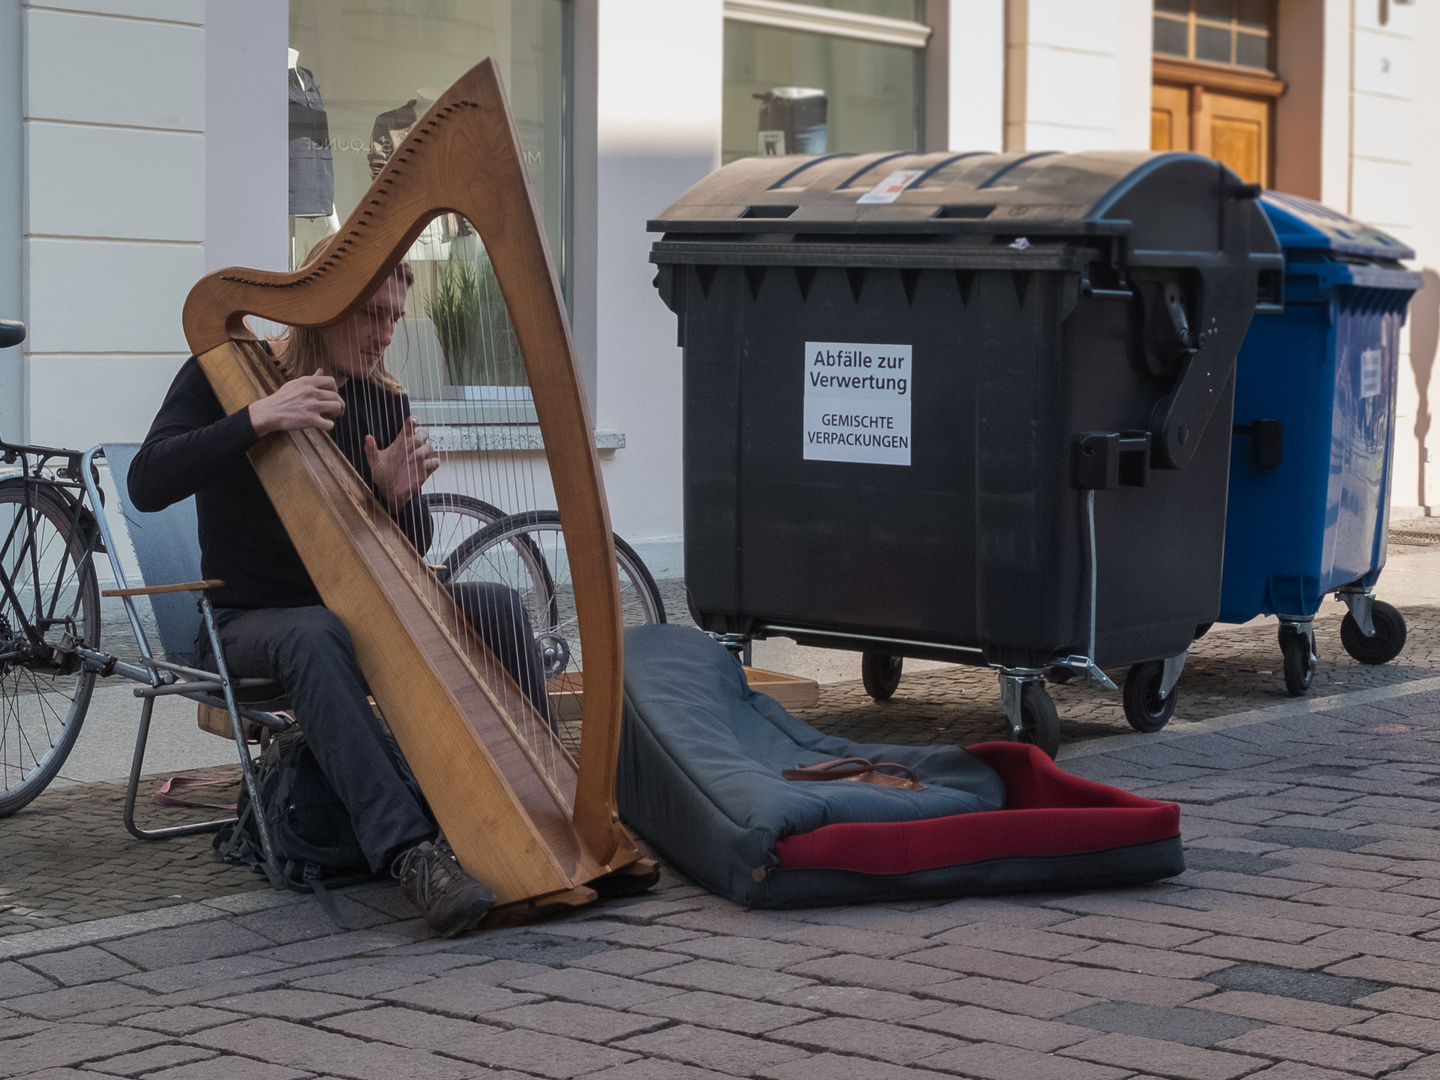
[287,0,567,415]
[1151,0,1282,186]
[722,0,930,166]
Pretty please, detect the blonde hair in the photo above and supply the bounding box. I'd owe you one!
[277,262,414,394]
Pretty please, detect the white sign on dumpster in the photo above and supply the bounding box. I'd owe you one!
[1361,348,1383,398]
[802,341,912,466]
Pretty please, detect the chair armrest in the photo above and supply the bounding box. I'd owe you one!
[101,579,225,598]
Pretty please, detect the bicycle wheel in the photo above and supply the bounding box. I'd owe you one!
[419,492,506,573]
[446,511,665,749]
[0,481,100,816]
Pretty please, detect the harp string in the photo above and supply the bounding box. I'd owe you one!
[258,211,579,815]
[357,214,572,797]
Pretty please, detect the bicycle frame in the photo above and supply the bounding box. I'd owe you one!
[0,438,99,663]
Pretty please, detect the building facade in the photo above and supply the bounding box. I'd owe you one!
[1,0,1436,577]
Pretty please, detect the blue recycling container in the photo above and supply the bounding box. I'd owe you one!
[1219,191,1424,694]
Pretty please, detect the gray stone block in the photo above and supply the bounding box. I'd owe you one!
[24,947,135,988]
[1058,1000,1265,1047]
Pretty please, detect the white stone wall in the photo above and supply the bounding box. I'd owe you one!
[1410,0,1440,514]
[935,0,1005,152]
[1,1,23,442]
[1336,0,1434,517]
[21,1,206,446]
[1004,0,1153,153]
[581,0,724,575]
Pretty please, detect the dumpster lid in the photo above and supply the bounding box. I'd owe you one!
[1260,191,1414,262]
[648,150,1281,263]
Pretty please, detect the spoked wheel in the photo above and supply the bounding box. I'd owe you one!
[446,511,666,752]
[419,492,506,580]
[861,652,903,701]
[1016,683,1060,760]
[0,482,100,816]
[1341,600,1406,666]
[1122,660,1177,733]
[1280,625,1316,697]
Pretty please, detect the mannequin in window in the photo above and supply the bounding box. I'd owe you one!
[368,88,437,179]
[289,48,340,268]
[370,91,471,246]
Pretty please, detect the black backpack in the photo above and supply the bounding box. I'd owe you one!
[214,727,372,909]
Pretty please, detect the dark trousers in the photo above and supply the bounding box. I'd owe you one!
[208,582,545,873]
[449,581,550,716]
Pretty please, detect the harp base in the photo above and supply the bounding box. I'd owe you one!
[481,884,601,929]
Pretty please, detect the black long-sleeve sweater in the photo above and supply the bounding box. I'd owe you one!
[129,357,433,610]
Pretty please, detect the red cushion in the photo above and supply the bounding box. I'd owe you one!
[772,741,1180,876]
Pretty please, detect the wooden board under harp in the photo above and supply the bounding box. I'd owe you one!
[180,60,642,908]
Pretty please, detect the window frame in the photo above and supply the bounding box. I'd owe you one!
[1153,0,1276,73]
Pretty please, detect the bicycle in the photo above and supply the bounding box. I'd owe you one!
[0,319,108,815]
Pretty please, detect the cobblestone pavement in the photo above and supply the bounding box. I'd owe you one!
[0,767,261,936]
[0,679,1439,1078]
[796,603,1440,750]
[4,604,1439,938]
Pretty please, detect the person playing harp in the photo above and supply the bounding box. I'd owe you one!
[130,263,542,938]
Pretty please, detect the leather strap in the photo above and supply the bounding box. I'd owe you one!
[151,776,238,810]
[782,757,926,791]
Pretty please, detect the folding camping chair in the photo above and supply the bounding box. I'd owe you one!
[81,443,295,884]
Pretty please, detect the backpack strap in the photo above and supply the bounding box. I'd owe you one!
[301,862,353,930]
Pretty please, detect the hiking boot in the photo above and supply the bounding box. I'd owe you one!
[392,839,495,937]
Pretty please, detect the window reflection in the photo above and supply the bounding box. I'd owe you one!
[723,20,921,166]
[288,0,567,399]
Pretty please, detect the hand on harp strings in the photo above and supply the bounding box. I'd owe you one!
[365,416,441,508]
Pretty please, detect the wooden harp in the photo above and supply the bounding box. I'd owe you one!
[181,60,643,908]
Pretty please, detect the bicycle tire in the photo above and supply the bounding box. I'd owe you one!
[443,509,560,629]
[449,509,665,622]
[419,491,506,571]
[0,480,100,816]
[445,510,666,686]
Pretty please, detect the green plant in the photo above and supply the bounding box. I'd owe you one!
[424,246,525,388]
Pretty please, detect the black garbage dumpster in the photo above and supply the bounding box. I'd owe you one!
[649,150,1283,754]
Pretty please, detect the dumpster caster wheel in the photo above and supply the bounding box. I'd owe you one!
[1017,684,1060,760]
[1279,625,1316,696]
[1123,661,1177,732]
[861,652,903,701]
[1341,601,1406,665]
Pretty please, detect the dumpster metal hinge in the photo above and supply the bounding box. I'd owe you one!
[1160,650,1188,700]
[1150,311,1230,470]
[1074,432,1151,490]
[1337,587,1375,637]
[998,669,1047,738]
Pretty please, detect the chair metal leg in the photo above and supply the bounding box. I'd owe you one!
[124,693,236,841]
[200,593,296,890]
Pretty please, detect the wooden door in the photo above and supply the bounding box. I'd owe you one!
[1152,59,1281,187]
[1196,90,1269,185]
[1152,83,1191,153]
